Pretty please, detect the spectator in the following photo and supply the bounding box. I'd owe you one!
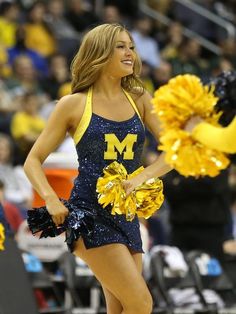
[8,24,49,78]
[168,37,207,77]
[0,81,19,135]
[5,54,43,96]
[152,61,173,89]
[161,21,184,59]
[102,4,123,24]
[45,0,80,62]
[24,1,57,58]
[65,0,99,34]
[219,38,236,69]
[104,0,138,19]
[0,1,20,49]
[11,91,46,162]
[131,15,161,69]
[40,53,71,101]
[0,133,33,217]
[140,61,155,95]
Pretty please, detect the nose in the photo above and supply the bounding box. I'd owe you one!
[125,47,132,56]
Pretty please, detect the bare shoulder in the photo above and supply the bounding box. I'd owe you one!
[56,93,86,114]
[55,92,87,126]
[129,89,152,118]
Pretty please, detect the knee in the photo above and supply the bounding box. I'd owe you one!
[137,292,153,314]
[124,290,153,314]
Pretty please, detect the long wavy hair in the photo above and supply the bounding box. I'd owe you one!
[71,23,144,95]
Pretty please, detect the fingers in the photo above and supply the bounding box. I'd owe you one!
[52,214,65,226]
[50,208,69,226]
[122,180,133,196]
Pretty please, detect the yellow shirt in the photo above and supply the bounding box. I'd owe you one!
[11,112,45,139]
[25,23,56,57]
[0,18,16,48]
[192,116,236,154]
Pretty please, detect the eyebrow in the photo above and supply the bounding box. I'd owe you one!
[116,40,134,44]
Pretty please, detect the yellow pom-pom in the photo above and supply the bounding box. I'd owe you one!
[152,74,230,177]
[96,161,164,221]
[0,223,5,251]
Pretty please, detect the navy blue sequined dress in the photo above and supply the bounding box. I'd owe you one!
[69,87,145,253]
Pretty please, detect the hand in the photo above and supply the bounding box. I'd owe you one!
[45,197,69,226]
[184,116,203,133]
[122,174,146,196]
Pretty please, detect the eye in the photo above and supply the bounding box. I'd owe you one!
[116,45,125,49]
[129,46,135,50]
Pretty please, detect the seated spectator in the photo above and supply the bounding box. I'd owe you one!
[40,53,71,101]
[168,37,207,77]
[5,54,44,96]
[8,25,49,78]
[104,0,138,20]
[11,91,46,162]
[45,0,80,62]
[0,133,33,218]
[131,15,161,70]
[0,1,20,49]
[24,1,57,58]
[65,0,99,34]
[140,61,155,95]
[101,4,123,24]
[152,61,173,89]
[161,21,184,59]
[0,80,19,135]
[0,44,11,79]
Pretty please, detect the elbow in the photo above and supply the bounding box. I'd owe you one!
[23,152,37,175]
[23,155,31,176]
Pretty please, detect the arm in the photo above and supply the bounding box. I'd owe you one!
[124,91,172,194]
[192,116,236,154]
[23,94,82,225]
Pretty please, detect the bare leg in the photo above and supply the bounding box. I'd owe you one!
[74,240,153,314]
[101,251,143,314]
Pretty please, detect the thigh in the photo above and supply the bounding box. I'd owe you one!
[100,250,143,314]
[74,239,148,308]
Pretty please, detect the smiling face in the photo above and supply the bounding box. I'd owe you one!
[104,31,136,78]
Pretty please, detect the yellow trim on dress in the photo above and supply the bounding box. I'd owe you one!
[73,87,144,145]
[73,87,93,145]
[122,89,144,128]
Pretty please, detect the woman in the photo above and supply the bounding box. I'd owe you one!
[24,23,171,314]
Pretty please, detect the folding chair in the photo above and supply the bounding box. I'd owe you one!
[186,250,236,313]
[148,246,213,314]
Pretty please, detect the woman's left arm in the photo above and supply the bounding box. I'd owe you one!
[124,92,172,194]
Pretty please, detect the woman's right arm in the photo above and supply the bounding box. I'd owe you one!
[24,94,81,226]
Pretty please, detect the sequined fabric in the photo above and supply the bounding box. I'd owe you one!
[69,112,145,253]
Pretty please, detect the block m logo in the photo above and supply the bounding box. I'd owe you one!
[104,134,137,160]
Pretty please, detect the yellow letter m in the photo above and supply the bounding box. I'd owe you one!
[104,134,137,160]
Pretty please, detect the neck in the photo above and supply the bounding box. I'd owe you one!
[93,74,123,98]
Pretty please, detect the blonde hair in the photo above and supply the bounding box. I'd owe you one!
[71,23,144,95]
